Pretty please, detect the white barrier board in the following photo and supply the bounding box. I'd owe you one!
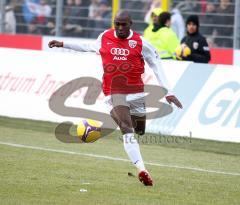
[0,48,239,142]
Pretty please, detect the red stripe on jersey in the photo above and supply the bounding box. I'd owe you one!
[100,29,145,95]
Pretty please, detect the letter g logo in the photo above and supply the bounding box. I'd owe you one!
[199,82,240,125]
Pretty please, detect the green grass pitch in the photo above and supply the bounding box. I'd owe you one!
[0,116,240,205]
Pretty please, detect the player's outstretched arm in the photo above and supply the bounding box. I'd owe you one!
[48,32,105,53]
[48,40,63,48]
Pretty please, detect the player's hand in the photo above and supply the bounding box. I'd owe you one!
[48,40,63,48]
[166,95,183,109]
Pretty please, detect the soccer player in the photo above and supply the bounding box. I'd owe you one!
[48,11,182,186]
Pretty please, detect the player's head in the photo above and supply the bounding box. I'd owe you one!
[186,15,199,35]
[114,10,132,39]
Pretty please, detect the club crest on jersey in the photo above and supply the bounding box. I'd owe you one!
[193,42,199,50]
[128,40,137,48]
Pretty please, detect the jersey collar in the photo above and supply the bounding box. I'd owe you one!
[114,29,133,39]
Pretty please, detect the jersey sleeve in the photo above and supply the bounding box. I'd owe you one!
[63,32,103,54]
[140,36,172,94]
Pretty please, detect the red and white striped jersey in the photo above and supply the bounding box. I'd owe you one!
[64,29,171,96]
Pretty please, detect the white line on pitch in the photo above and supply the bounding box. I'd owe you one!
[0,141,240,176]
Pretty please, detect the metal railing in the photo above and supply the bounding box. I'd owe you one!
[0,0,239,48]
[172,0,236,48]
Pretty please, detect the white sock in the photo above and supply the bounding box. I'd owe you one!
[123,133,146,171]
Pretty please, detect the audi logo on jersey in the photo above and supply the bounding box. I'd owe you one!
[110,48,130,61]
[110,48,130,56]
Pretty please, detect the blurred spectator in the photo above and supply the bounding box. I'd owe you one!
[206,36,217,48]
[6,0,237,50]
[144,0,161,24]
[1,5,16,34]
[63,0,74,32]
[63,0,88,37]
[45,0,56,35]
[144,1,185,40]
[179,15,210,63]
[213,0,234,47]
[176,0,201,17]
[143,8,162,39]
[22,0,38,25]
[9,0,26,33]
[201,1,216,35]
[199,0,207,13]
[171,3,185,40]
[22,0,40,34]
[200,1,217,47]
[37,0,52,34]
[35,0,52,24]
[144,11,180,59]
[22,0,52,34]
[90,0,111,38]
[87,0,99,36]
[88,0,99,19]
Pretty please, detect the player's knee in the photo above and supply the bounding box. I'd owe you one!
[120,123,134,134]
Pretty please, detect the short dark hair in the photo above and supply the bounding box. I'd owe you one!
[159,12,171,26]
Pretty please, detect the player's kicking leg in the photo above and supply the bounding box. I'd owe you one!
[110,105,153,186]
[131,114,153,186]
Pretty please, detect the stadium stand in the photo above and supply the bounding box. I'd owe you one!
[0,0,239,49]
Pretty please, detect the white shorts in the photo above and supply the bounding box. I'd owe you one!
[104,92,146,117]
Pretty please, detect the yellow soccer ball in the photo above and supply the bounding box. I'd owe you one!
[175,44,191,59]
[77,119,102,143]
